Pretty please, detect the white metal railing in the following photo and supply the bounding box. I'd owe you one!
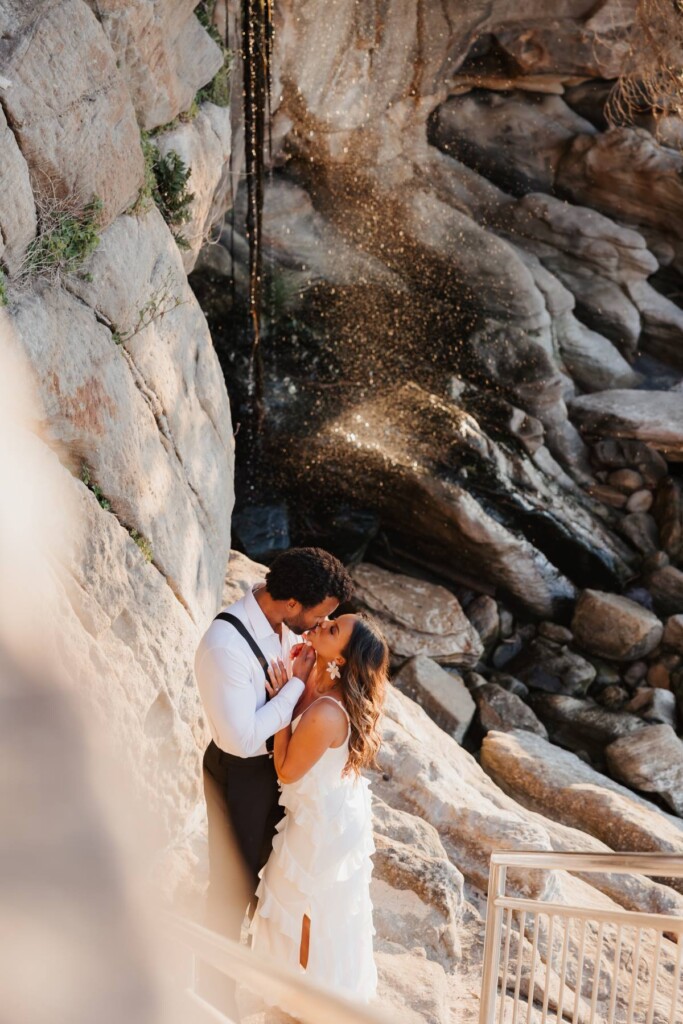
[479,852,683,1024]
[163,914,392,1024]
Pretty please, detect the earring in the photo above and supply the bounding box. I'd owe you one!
[326,661,341,680]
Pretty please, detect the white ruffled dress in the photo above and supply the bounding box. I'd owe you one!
[250,695,377,1002]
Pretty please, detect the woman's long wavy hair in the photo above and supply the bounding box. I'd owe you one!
[338,613,389,777]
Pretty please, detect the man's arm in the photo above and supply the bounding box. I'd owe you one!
[196,645,304,757]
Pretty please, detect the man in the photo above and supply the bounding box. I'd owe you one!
[195,547,354,956]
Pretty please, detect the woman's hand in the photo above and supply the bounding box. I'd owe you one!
[292,644,316,683]
[266,658,289,698]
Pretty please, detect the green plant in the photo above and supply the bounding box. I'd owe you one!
[195,1,232,107]
[81,463,112,512]
[129,133,195,249]
[130,529,153,562]
[22,196,103,280]
[0,268,7,307]
[153,150,194,228]
[111,268,186,346]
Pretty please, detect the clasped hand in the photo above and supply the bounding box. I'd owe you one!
[266,645,316,697]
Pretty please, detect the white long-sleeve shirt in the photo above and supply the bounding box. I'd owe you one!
[194,584,304,757]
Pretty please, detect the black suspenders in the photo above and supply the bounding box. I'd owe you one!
[214,612,275,753]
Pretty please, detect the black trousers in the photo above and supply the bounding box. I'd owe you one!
[202,740,284,942]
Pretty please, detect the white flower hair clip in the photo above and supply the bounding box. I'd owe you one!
[326,661,341,680]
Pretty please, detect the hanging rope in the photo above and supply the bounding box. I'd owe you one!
[241,0,274,428]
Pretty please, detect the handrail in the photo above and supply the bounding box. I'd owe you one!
[164,914,392,1024]
[489,851,683,873]
[479,851,683,1024]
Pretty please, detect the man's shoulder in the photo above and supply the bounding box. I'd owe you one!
[198,595,249,651]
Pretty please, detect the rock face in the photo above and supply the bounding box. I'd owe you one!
[571,590,664,662]
[393,655,476,742]
[0,0,235,885]
[87,0,223,131]
[155,104,232,271]
[1,0,145,222]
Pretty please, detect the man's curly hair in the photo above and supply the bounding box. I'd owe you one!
[265,547,353,608]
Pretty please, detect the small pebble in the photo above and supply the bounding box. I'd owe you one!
[626,489,654,513]
[587,483,627,509]
[608,468,644,493]
[623,660,648,686]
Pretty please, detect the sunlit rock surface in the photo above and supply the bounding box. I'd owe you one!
[0,0,235,897]
[481,728,683,870]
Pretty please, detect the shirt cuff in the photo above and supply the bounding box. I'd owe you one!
[283,676,305,702]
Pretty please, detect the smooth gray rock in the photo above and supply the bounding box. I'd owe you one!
[474,683,548,738]
[465,594,499,647]
[570,391,683,461]
[507,637,596,695]
[431,92,595,195]
[352,565,484,667]
[606,725,683,816]
[646,566,683,617]
[530,693,646,762]
[1,0,144,224]
[372,798,463,971]
[663,614,683,653]
[87,0,223,131]
[393,655,476,742]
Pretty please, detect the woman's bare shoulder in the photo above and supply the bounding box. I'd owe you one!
[299,698,347,738]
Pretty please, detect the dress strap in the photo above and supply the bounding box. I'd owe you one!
[301,694,350,720]
[299,695,351,737]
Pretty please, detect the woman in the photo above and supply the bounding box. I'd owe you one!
[249,612,389,1003]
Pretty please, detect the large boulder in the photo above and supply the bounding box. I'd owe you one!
[571,590,663,662]
[352,564,483,666]
[645,566,683,617]
[506,636,596,695]
[393,656,476,741]
[606,725,683,817]
[481,729,683,865]
[570,390,683,461]
[529,693,646,763]
[430,91,595,195]
[557,128,683,238]
[473,682,548,738]
[377,686,683,916]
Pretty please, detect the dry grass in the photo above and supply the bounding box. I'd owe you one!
[607,0,683,133]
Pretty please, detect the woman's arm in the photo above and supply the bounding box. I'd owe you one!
[266,658,347,783]
[274,702,347,783]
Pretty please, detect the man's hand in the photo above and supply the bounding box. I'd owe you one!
[292,644,316,683]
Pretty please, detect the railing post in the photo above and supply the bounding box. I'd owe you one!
[479,860,507,1024]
